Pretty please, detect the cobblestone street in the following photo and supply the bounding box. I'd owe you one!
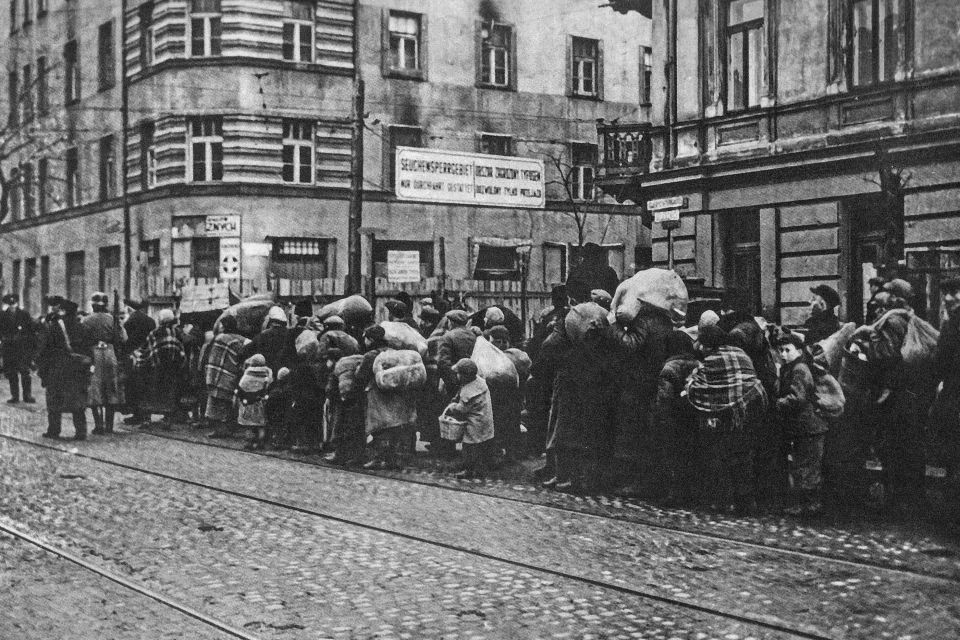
[2,402,959,639]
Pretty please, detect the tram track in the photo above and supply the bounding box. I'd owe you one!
[136,426,960,584]
[0,430,842,640]
[0,521,263,640]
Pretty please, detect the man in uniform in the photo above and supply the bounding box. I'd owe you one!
[0,293,37,403]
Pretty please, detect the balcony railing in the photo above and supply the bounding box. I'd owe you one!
[598,122,653,175]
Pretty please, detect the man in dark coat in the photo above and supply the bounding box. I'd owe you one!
[37,297,92,440]
[435,310,478,396]
[241,306,294,375]
[122,299,156,424]
[565,243,619,304]
[386,300,419,329]
[0,293,37,403]
[926,277,960,519]
[804,284,841,344]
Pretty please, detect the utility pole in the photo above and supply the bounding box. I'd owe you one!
[347,0,364,296]
[120,0,132,300]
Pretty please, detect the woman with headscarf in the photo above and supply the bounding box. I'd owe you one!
[37,297,92,440]
[82,292,127,434]
[144,309,187,425]
[205,316,250,438]
[686,324,768,513]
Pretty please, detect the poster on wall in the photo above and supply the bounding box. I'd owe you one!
[387,250,421,283]
[220,237,241,280]
[395,147,546,209]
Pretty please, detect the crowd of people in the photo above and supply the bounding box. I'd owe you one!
[1,247,958,522]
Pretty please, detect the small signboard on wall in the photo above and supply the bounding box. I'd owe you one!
[386,250,421,283]
[219,237,241,280]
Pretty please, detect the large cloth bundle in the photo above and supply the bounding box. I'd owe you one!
[374,349,427,392]
[470,336,518,387]
[901,313,940,368]
[295,329,320,361]
[333,354,365,399]
[381,321,428,356]
[318,329,360,359]
[608,268,688,326]
[504,348,532,381]
[812,322,856,376]
[810,362,846,418]
[216,294,276,338]
[316,295,374,327]
[564,302,609,345]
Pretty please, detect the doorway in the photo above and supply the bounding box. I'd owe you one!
[842,194,902,324]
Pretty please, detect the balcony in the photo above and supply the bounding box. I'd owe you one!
[598,122,653,176]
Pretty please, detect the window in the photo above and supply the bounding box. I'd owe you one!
[190,0,222,57]
[64,39,79,103]
[37,157,47,214]
[21,0,29,25]
[388,11,421,72]
[849,0,899,87]
[39,256,49,306]
[7,70,17,126]
[98,20,115,90]
[12,260,20,299]
[36,55,46,115]
[386,125,421,189]
[640,45,652,104]
[21,63,31,121]
[9,1,16,34]
[473,244,519,280]
[271,237,332,280]
[23,258,35,315]
[21,162,33,217]
[99,245,121,293]
[8,167,20,220]
[282,120,313,184]
[65,250,85,303]
[139,2,154,68]
[191,237,220,279]
[570,143,596,201]
[140,121,156,189]
[725,0,764,111]
[189,116,223,182]
[372,239,433,279]
[65,146,79,207]
[478,133,512,156]
[479,22,512,88]
[722,209,761,315]
[99,135,116,200]
[36,0,44,18]
[282,1,313,62]
[571,37,600,97]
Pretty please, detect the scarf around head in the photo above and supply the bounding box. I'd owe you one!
[686,345,767,430]
[238,365,273,393]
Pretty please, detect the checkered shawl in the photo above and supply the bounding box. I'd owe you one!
[686,345,767,430]
[146,325,186,371]
[205,333,249,401]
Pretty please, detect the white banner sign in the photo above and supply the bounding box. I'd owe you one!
[387,250,421,283]
[180,282,230,314]
[395,147,545,209]
[219,237,241,280]
[205,214,241,237]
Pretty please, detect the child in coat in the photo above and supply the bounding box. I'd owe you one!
[236,354,274,450]
[444,358,495,479]
[775,333,828,516]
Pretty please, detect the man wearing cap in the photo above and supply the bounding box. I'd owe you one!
[804,284,842,345]
[385,300,418,329]
[0,293,37,403]
[37,297,92,439]
[436,310,478,396]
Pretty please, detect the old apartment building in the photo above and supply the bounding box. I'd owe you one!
[0,0,652,314]
[598,0,960,325]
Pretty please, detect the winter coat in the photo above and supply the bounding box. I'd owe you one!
[123,310,156,354]
[357,346,418,433]
[235,364,273,427]
[436,327,478,394]
[654,354,699,434]
[776,359,828,437]
[82,312,127,406]
[241,323,294,375]
[804,310,841,345]
[37,314,92,413]
[0,307,37,372]
[446,377,495,445]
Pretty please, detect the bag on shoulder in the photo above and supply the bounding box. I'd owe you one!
[811,362,845,419]
[901,313,940,368]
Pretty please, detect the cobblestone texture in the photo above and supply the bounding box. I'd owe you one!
[2,404,959,639]
[0,436,792,640]
[0,532,235,640]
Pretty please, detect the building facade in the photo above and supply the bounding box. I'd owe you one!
[598,0,960,325]
[0,0,652,317]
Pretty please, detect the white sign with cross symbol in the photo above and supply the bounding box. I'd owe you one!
[219,237,241,280]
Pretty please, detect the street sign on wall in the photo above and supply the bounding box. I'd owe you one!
[387,250,421,283]
[219,237,241,280]
[395,147,545,209]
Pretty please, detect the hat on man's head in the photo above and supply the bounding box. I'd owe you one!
[810,284,841,309]
[453,358,478,379]
[385,300,408,317]
[44,294,65,308]
[323,315,345,329]
[293,299,313,318]
[883,278,914,301]
[420,305,440,321]
[61,299,79,315]
[445,310,469,326]
[124,298,145,310]
[90,291,109,307]
[2,293,18,305]
[363,325,386,344]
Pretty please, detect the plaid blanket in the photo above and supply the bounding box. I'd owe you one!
[686,345,767,430]
[205,333,249,401]
[146,325,186,371]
